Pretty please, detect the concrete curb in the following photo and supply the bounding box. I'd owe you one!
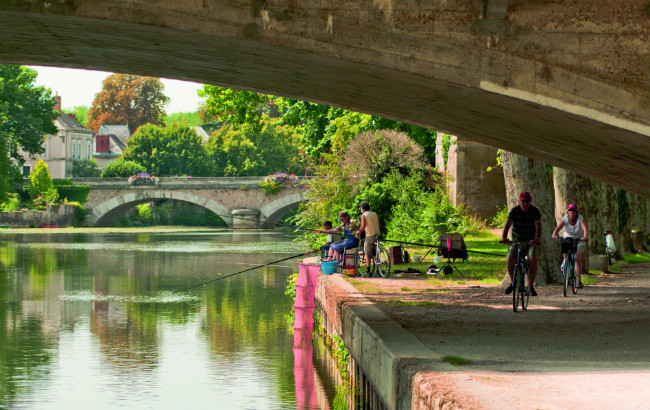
[316,273,464,410]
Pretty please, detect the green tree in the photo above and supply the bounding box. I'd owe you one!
[27,159,54,200]
[122,124,212,176]
[71,159,101,177]
[87,74,170,133]
[207,115,304,177]
[0,65,58,204]
[100,159,146,177]
[198,86,437,162]
[164,111,202,127]
[64,105,90,127]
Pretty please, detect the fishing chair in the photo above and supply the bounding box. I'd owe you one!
[338,235,364,276]
[437,232,468,277]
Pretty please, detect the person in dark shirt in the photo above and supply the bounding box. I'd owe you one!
[501,191,542,296]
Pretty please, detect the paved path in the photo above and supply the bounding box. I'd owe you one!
[355,263,650,409]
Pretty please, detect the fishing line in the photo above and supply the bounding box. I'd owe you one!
[182,250,319,292]
[208,210,507,257]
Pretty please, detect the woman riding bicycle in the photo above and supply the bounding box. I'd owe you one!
[552,203,589,288]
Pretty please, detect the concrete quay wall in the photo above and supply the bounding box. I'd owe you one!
[315,273,465,410]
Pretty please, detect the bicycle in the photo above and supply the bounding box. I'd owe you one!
[559,237,584,297]
[501,240,530,312]
[354,236,391,278]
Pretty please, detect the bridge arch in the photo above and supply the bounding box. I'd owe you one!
[259,192,306,229]
[89,190,232,227]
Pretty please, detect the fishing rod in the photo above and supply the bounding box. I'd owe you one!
[211,210,506,257]
[182,249,319,292]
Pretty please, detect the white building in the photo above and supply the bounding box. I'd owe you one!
[21,95,94,178]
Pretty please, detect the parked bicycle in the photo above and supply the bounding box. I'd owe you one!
[354,237,391,278]
[501,240,530,312]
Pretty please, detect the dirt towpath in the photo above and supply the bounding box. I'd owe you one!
[348,263,650,410]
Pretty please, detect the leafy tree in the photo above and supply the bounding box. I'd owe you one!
[207,115,304,177]
[198,86,437,162]
[122,123,212,176]
[64,105,90,127]
[0,65,58,204]
[100,159,146,177]
[27,159,54,200]
[71,159,101,177]
[164,111,202,127]
[87,74,170,133]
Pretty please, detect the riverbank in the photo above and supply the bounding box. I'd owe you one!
[314,259,650,409]
[0,226,232,234]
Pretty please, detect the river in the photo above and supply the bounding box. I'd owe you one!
[0,230,348,410]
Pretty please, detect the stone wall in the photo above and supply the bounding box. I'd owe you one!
[0,205,77,228]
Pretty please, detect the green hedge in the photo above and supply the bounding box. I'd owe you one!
[53,179,73,186]
[56,185,91,203]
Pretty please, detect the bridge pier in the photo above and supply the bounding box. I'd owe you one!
[231,209,260,229]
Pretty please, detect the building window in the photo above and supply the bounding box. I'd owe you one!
[78,142,82,159]
[71,141,75,159]
[87,140,92,159]
[22,165,31,177]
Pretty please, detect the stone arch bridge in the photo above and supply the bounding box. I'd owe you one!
[1,1,648,196]
[78,177,308,228]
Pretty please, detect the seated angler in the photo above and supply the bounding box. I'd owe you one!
[320,211,360,262]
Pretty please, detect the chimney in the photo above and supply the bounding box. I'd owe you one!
[53,92,62,112]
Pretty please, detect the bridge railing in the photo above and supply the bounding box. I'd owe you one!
[68,176,314,189]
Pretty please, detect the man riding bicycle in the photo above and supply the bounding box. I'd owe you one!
[501,191,542,296]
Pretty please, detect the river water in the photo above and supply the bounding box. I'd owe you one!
[0,230,347,410]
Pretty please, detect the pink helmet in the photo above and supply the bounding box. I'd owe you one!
[567,203,578,212]
[519,191,531,201]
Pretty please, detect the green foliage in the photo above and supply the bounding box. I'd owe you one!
[442,355,472,366]
[64,200,86,226]
[284,272,299,301]
[0,65,58,204]
[197,87,437,162]
[100,159,146,178]
[63,105,89,127]
[164,111,202,126]
[27,160,54,200]
[122,123,212,176]
[440,133,452,169]
[136,203,153,223]
[32,188,59,209]
[259,180,284,195]
[56,185,90,203]
[71,159,101,177]
[171,205,226,226]
[207,115,304,177]
[1,193,21,211]
[52,178,72,186]
[489,204,509,228]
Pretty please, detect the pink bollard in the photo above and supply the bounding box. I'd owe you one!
[307,264,320,287]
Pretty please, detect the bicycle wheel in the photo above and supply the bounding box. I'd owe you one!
[521,273,529,310]
[354,249,372,277]
[512,266,520,312]
[375,246,391,278]
[563,256,569,297]
[571,260,578,294]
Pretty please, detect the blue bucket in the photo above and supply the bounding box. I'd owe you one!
[321,261,338,275]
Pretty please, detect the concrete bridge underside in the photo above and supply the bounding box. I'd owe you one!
[1,1,648,196]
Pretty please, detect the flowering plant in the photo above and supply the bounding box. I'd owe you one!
[264,172,299,186]
[128,173,159,185]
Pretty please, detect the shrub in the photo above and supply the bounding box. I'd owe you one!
[64,200,86,226]
[52,178,72,186]
[1,193,21,212]
[56,185,91,203]
[71,159,101,177]
[136,203,153,223]
[33,188,59,209]
[27,160,54,200]
[259,180,284,195]
[489,204,509,228]
[101,159,146,178]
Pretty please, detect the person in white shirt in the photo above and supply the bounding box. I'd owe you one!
[552,203,589,288]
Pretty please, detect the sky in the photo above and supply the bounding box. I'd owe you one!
[29,66,204,114]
